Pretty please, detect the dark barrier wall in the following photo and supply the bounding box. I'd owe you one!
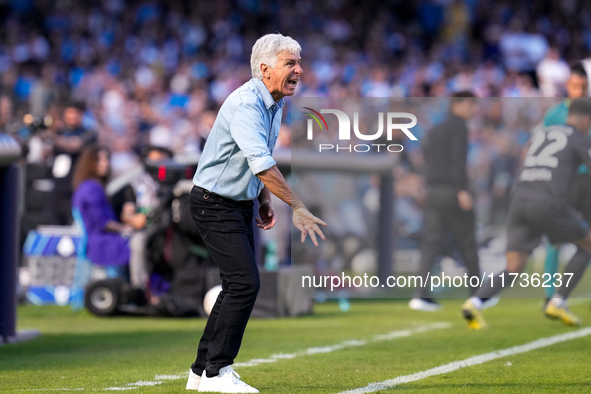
[0,163,20,341]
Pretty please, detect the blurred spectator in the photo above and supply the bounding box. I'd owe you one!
[0,0,588,163]
[499,18,549,73]
[50,102,97,225]
[72,145,132,266]
[71,145,149,290]
[537,47,571,97]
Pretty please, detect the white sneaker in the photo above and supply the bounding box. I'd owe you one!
[186,368,202,390]
[409,298,442,312]
[198,366,259,393]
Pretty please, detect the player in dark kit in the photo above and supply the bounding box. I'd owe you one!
[462,99,591,329]
[542,62,589,302]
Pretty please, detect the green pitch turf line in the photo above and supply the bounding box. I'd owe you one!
[336,326,591,394]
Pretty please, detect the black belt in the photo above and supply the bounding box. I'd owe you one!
[193,186,254,208]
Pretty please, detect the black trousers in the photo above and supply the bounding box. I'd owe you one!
[415,185,480,298]
[188,186,260,377]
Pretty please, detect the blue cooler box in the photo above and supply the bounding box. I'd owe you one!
[23,226,84,305]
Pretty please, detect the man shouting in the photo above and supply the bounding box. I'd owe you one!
[186,33,327,393]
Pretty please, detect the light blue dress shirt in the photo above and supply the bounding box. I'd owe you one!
[193,78,284,201]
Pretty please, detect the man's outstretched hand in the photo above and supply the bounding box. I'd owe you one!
[255,167,327,244]
[293,207,327,247]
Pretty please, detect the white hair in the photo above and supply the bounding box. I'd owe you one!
[250,33,301,79]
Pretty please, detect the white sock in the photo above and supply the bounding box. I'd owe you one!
[469,297,483,310]
[550,296,566,308]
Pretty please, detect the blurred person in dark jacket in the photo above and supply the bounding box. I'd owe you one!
[51,102,96,225]
[409,91,481,312]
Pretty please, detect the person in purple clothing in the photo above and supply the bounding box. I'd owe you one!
[71,145,142,277]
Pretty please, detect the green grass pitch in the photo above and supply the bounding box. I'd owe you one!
[2,298,591,393]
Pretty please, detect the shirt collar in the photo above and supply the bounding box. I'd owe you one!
[252,78,285,110]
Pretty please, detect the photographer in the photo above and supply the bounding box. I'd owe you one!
[110,145,174,292]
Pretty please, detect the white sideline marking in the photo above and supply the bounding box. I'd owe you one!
[336,326,591,394]
[127,380,162,387]
[233,322,451,368]
[154,374,186,380]
[95,322,451,391]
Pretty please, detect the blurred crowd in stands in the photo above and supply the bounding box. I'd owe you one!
[2,0,591,238]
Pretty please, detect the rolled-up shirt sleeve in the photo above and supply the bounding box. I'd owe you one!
[229,103,276,175]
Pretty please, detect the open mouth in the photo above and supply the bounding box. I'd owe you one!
[287,79,298,88]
